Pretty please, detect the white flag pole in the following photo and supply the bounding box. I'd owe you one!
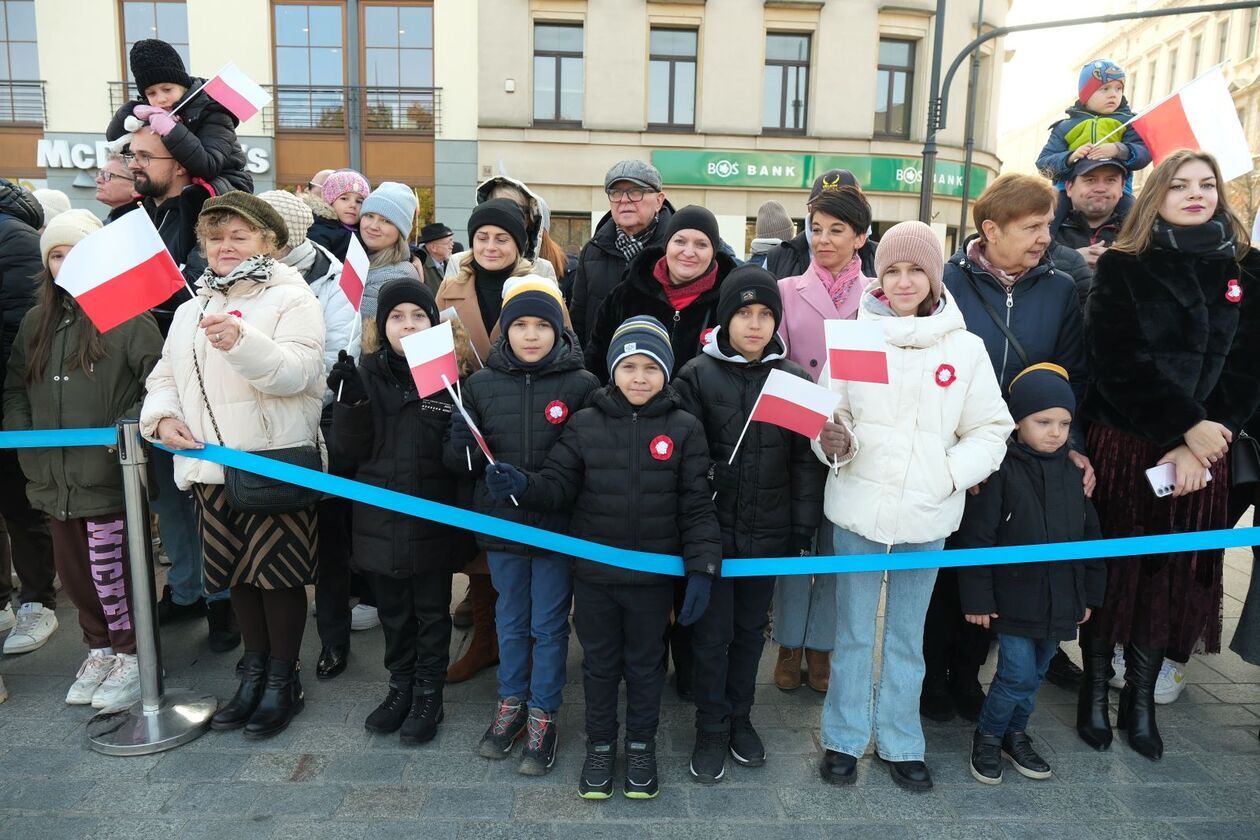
[442,374,516,506]
[713,392,764,500]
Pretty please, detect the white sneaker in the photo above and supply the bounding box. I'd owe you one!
[351,603,380,631]
[92,653,140,710]
[66,651,117,705]
[1108,645,1126,689]
[0,603,14,633]
[3,603,58,654]
[1154,659,1186,705]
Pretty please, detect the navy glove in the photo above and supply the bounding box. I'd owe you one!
[677,572,713,626]
[326,350,365,405]
[485,462,527,500]
[792,529,815,557]
[449,408,475,452]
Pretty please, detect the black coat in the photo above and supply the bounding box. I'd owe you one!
[1050,242,1092,312]
[0,180,42,410]
[445,332,601,555]
[520,384,722,586]
[955,442,1106,641]
[673,337,825,559]
[1055,207,1126,253]
[1082,245,1260,448]
[107,79,253,192]
[764,230,877,280]
[570,202,674,344]
[142,185,212,336]
[308,216,356,264]
[584,245,739,383]
[330,351,474,577]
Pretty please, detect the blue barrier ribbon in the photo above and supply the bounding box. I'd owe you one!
[2,428,1258,577]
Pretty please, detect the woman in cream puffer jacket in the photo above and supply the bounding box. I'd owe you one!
[813,221,1012,793]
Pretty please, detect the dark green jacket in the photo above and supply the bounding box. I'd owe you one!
[2,301,162,520]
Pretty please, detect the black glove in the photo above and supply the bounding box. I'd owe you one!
[449,408,475,452]
[792,529,815,557]
[707,460,738,496]
[677,572,713,626]
[485,462,527,500]
[326,350,365,405]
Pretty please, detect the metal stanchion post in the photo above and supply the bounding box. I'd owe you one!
[87,420,217,755]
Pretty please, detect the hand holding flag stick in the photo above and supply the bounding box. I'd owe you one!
[336,236,369,401]
[171,62,272,122]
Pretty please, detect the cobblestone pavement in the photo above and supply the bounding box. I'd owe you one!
[1,541,1257,840]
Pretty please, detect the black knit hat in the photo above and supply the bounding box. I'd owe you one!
[200,191,288,250]
[468,198,527,257]
[1008,363,1076,422]
[717,265,783,333]
[375,277,439,341]
[130,39,193,97]
[665,205,720,253]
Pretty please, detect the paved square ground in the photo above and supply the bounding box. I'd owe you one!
[1,537,1257,839]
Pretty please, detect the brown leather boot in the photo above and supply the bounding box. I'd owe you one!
[446,572,499,683]
[805,648,831,693]
[452,590,473,629]
[774,646,803,691]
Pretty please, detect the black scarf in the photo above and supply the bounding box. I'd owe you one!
[614,215,659,262]
[472,260,515,333]
[384,348,417,395]
[1150,212,1237,261]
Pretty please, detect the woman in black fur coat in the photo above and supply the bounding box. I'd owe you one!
[1079,150,1260,761]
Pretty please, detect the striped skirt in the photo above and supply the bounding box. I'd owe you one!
[193,483,318,593]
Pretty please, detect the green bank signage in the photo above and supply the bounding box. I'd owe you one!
[650,149,989,198]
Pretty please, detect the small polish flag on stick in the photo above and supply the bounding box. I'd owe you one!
[55,209,186,333]
[725,369,842,468]
[400,320,460,399]
[825,319,889,384]
[192,62,272,123]
[340,235,368,312]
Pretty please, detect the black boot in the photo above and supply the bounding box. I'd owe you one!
[1116,644,1163,761]
[399,680,444,745]
[206,599,241,653]
[919,671,956,723]
[1076,619,1113,751]
[364,681,412,734]
[244,658,305,740]
[210,651,267,730]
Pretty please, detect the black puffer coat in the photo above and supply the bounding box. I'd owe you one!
[521,384,721,586]
[584,245,739,383]
[445,332,601,555]
[765,230,877,280]
[142,184,214,336]
[1082,244,1260,448]
[570,201,674,344]
[0,179,42,404]
[955,442,1106,641]
[330,351,475,577]
[107,79,253,192]
[673,334,825,559]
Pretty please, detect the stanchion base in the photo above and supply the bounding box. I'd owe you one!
[86,692,218,756]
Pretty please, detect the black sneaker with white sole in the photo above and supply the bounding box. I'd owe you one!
[624,738,659,799]
[729,715,765,767]
[689,728,728,784]
[518,708,558,776]
[970,730,1003,785]
[1002,731,1052,779]
[578,740,615,799]
[478,696,527,759]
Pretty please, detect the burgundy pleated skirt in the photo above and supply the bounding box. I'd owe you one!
[1088,423,1228,659]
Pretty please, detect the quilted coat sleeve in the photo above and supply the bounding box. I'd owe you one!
[953,471,1004,617]
[161,110,240,181]
[330,372,374,465]
[140,339,184,441]
[944,341,1015,494]
[222,289,325,398]
[677,416,722,578]
[523,421,585,511]
[122,314,164,420]
[1035,121,1073,183]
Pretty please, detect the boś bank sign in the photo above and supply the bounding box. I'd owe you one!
[651,150,988,198]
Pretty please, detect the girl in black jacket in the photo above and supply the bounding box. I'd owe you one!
[954,364,1105,785]
[485,315,722,801]
[673,266,826,784]
[327,279,476,746]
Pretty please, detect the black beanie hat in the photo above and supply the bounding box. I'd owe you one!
[468,198,528,258]
[375,277,439,342]
[717,265,783,333]
[1008,363,1076,422]
[130,39,193,97]
[665,205,721,254]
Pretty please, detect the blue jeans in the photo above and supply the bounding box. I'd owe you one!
[977,634,1058,736]
[150,449,223,604]
[772,519,836,650]
[820,527,942,762]
[486,551,572,712]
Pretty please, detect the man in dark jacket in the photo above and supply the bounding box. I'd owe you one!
[416,222,454,295]
[570,160,673,345]
[95,155,142,224]
[0,178,57,646]
[1053,158,1128,306]
[765,168,877,280]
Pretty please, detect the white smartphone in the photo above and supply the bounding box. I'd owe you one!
[1145,463,1212,497]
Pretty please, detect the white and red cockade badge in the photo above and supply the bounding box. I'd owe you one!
[544,400,569,424]
[935,363,957,387]
[650,435,674,460]
[1226,279,1243,303]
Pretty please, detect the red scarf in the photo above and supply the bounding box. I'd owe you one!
[654,257,719,311]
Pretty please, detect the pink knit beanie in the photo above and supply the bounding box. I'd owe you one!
[321,169,370,205]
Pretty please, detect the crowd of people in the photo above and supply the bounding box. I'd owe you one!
[0,42,1258,801]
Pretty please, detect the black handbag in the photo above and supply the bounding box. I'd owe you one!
[1231,429,1260,488]
[191,332,323,515]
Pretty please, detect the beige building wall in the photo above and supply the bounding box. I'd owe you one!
[186,0,272,136]
[36,0,119,133]
[436,0,480,140]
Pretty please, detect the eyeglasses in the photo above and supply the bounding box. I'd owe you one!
[606,187,655,203]
[95,169,135,183]
[121,151,175,167]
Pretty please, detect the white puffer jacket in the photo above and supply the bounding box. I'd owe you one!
[281,238,360,404]
[813,282,1013,546]
[140,261,326,490]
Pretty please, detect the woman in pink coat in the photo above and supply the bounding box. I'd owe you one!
[771,185,874,694]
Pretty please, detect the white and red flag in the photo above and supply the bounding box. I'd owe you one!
[1129,65,1253,181]
[400,320,459,399]
[825,319,889,384]
[749,368,843,440]
[340,234,369,311]
[201,62,272,123]
[55,209,186,333]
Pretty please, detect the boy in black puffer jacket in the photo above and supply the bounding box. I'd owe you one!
[954,364,1105,786]
[327,279,477,746]
[446,278,599,777]
[485,315,722,801]
[673,266,826,784]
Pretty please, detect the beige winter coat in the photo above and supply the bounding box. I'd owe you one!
[140,261,326,490]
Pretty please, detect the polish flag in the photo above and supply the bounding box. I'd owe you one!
[1130,65,1253,181]
[400,320,459,399]
[340,234,368,311]
[55,209,186,333]
[749,369,842,439]
[825,319,889,384]
[202,62,272,123]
